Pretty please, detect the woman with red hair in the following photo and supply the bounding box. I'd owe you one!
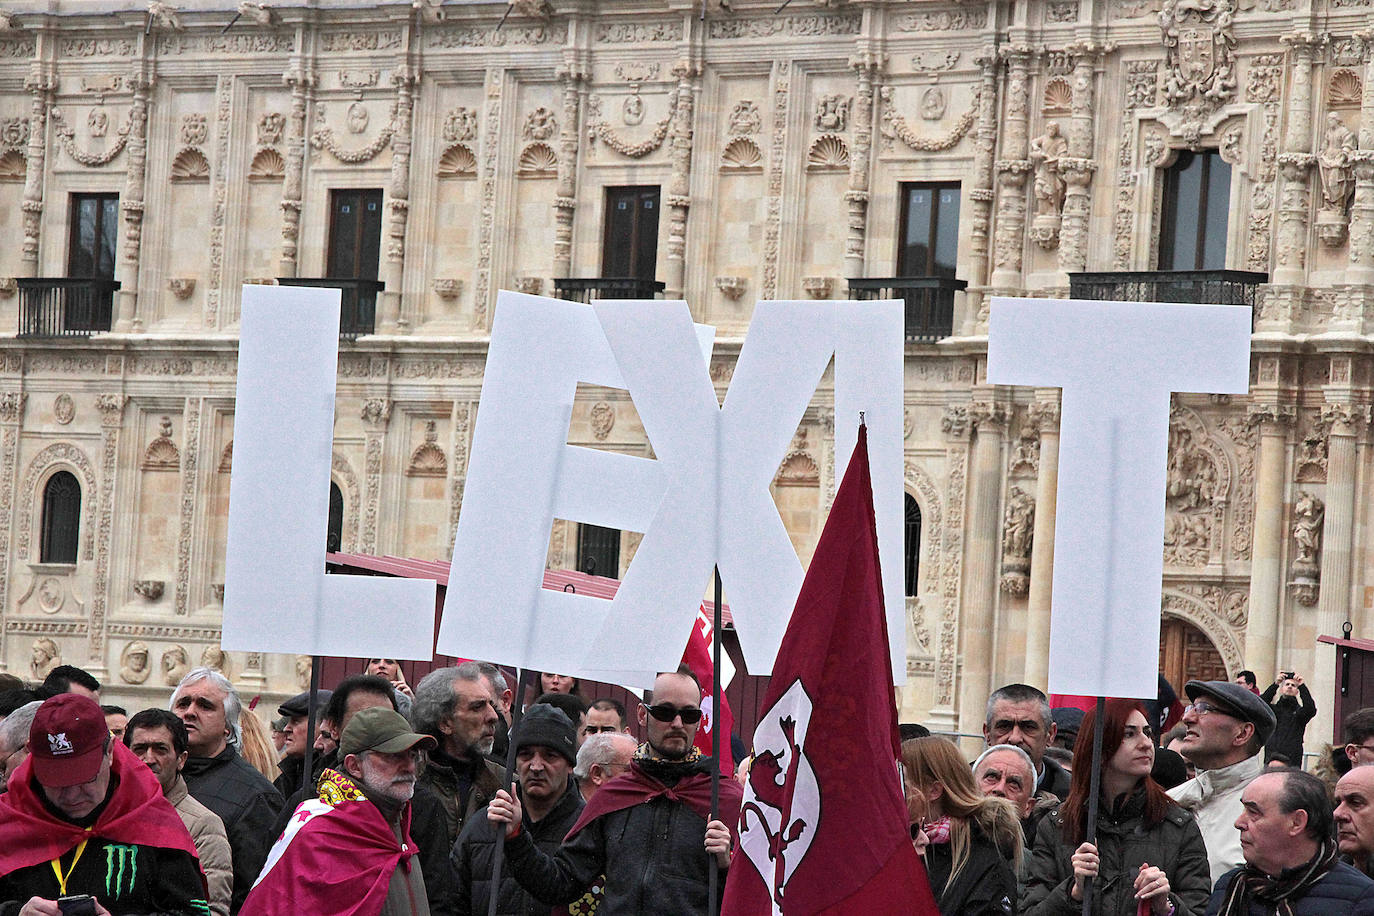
[1022,699,1212,916]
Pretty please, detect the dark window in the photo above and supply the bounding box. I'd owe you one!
[904,493,922,597]
[602,187,660,281]
[68,193,119,280]
[576,523,621,580]
[898,183,960,278]
[327,189,384,281]
[1158,150,1230,270]
[327,482,344,553]
[40,471,81,564]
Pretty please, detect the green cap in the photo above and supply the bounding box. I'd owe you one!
[340,707,437,757]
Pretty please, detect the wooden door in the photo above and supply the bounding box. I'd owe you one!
[1159,616,1228,692]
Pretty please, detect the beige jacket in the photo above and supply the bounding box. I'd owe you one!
[169,773,234,916]
[1167,750,1264,886]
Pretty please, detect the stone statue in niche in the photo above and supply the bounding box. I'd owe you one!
[120,640,151,684]
[1319,113,1357,212]
[1290,490,1323,605]
[1030,122,1070,217]
[999,487,1035,596]
[162,645,190,686]
[30,637,60,680]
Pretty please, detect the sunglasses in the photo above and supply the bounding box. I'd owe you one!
[644,703,702,725]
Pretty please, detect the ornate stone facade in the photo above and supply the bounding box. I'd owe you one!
[0,1,1356,750]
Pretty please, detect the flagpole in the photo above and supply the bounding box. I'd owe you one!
[708,564,724,916]
[1081,695,1106,916]
[488,666,533,916]
[302,654,321,791]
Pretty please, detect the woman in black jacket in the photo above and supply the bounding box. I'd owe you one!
[1021,699,1211,916]
[902,735,1022,916]
[1261,672,1316,766]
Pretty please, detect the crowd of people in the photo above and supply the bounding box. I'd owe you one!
[0,660,1368,916]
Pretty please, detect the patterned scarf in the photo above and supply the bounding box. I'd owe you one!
[922,816,952,845]
[316,768,368,804]
[1214,839,1340,916]
[633,742,703,766]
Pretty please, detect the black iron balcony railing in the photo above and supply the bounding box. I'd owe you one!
[552,278,666,303]
[277,277,384,338]
[18,278,120,338]
[1070,270,1267,309]
[847,276,967,343]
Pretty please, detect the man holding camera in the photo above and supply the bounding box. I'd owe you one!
[1261,669,1317,767]
[0,694,207,916]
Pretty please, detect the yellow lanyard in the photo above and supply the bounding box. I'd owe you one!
[50,838,89,896]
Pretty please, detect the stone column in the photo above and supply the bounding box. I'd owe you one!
[379,64,418,333]
[1272,33,1320,287]
[114,67,152,332]
[279,63,312,278]
[1056,48,1099,276]
[1024,392,1059,689]
[964,46,1000,321]
[20,64,53,277]
[958,399,1008,735]
[0,391,25,667]
[552,51,589,280]
[988,45,1032,303]
[1244,400,1295,679]
[1314,399,1364,746]
[1348,154,1374,284]
[664,56,700,299]
[844,49,882,278]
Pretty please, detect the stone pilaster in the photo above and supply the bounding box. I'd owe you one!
[360,398,391,555]
[114,66,153,332]
[0,391,25,669]
[964,46,1000,321]
[279,61,313,278]
[553,51,589,280]
[1244,399,1296,680]
[91,393,126,675]
[1271,33,1321,286]
[988,45,1032,304]
[1056,159,1096,275]
[1348,154,1374,284]
[380,63,418,333]
[958,399,1008,736]
[20,63,53,276]
[1024,392,1060,690]
[664,56,700,299]
[844,49,883,278]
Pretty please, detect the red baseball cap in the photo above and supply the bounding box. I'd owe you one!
[29,694,110,787]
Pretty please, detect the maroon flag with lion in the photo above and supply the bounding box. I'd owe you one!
[722,423,939,915]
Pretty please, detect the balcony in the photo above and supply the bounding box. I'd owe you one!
[277,277,384,339]
[1069,270,1267,309]
[846,277,967,343]
[552,278,666,304]
[18,278,120,338]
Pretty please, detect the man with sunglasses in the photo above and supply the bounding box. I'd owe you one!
[1167,679,1277,885]
[488,666,743,916]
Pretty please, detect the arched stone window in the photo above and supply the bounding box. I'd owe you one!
[327,481,344,553]
[40,471,81,564]
[904,492,922,597]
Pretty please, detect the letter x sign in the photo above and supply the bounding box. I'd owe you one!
[438,292,906,688]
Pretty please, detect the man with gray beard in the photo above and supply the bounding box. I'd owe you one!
[242,707,437,916]
[413,662,505,846]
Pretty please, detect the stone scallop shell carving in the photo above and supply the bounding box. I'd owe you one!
[720,136,763,171]
[1330,69,1362,109]
[171,148,210,181]
[517,142,558,176]
[806,134,850,170]
[437,143,477,177]
[1043,77,1073,114]
[249,147,285,179]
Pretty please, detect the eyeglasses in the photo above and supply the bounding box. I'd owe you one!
[643,703,702,725]
[1184,701,1239,719]
[1349,743,1374,755]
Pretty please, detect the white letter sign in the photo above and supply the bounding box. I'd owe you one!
[986,297,1251,699]
[221,286,436,659]
[439,292,904,687]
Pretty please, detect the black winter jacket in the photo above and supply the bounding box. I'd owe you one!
[1260,683,1316,766]
[1205,861,1374,916]
[182,745,284,914]
[503,759,723,916]
[923,822,1018,916]
[0,836,207,915]
[452,777,585,916]
[1022,788,1212,916]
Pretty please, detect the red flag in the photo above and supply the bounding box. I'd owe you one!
[722,424,939,916]
[682,602,736,774]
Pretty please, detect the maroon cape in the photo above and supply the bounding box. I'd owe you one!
[562,760,743,844]
[0,740,199,873]
[240,794,416,916]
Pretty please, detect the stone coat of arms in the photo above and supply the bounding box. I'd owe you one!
[1159,0,1237,105]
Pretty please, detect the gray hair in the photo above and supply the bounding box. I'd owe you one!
[0,700,42,754]
[476,663,510,704]
[171,666,243,749]
[575,732,636,780]
[412,662,488,738]
[973,744,1036,788]
[984,684,1053,731]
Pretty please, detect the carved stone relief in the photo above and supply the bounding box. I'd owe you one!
[728,100,762,136]
[30,636,60,679]
[1289,490,1323,606]
[257,111,285,145]
[119,640,150,684]
[1317,113,1357,245]
[814,94,850,131]
[406,421,446,477]
[53,394,74,425]
[590,402,615,440]
[999,487,1034,596]
[162,645,190,685]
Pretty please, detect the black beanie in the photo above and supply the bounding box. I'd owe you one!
[513,703,577,765]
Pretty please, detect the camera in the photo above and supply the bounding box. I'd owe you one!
[57,895,97,916]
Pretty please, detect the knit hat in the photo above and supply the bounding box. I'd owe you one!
[513,703,577,765]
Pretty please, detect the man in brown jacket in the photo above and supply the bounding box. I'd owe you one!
[412,662,505,846]
[125,707,234,916]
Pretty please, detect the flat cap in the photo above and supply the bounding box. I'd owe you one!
[1184,680,1277,746]
[278,689,332,719]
